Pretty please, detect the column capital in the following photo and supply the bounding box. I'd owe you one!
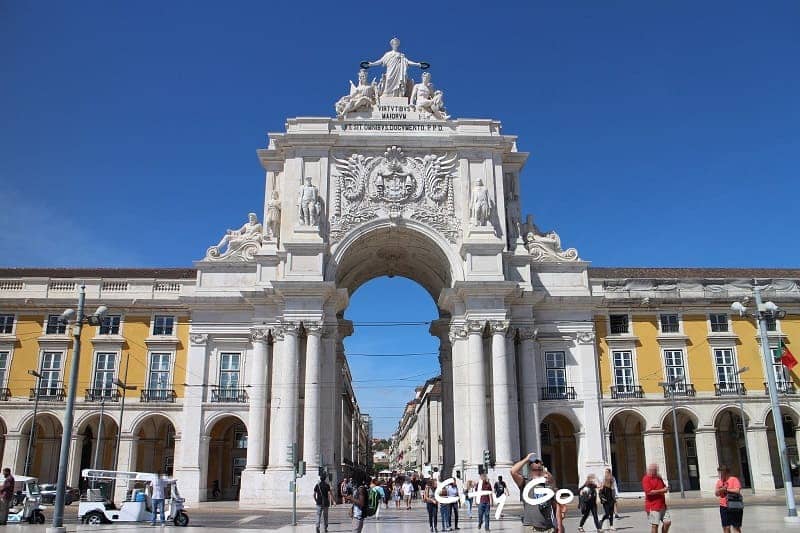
[448,324,467,342]
[518,327,538,341]
[304,321,324,336]
[250,327,269,343]
[189,333,208,346]
[274,320,302,339]
[575,331,596,345]
[490,320,510,334]
[465,319,485,334]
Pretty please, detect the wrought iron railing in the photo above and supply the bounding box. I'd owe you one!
[0,388,10,401]
[610,385,644,399]
[210,387,248,403]
[140,389,177,403]
[84,388,120,402]
[540,386,577,401]
[661,382,697,398]
[715,382,746,396]
[29,383,66,401]
[765,382,796,395]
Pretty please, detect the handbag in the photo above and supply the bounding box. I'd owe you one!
[726,491,744,510]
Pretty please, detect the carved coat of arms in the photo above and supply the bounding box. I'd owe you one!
[330,146,460,242]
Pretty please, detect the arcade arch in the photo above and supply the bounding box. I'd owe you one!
[206,415,248,501]
[540,414,578,491]
[765,407,799,488]
[76,413,119,488]
[133,414,177,475]
[663,408,701,490]
[608,410,646,491]
[17,413,62,482]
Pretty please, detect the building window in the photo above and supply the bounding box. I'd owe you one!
[540,423,551,445]
[234,427,248,449]
[714,348,738,392]
[40,351,63,388]
[93,352,116,394]
[45,315,67,335]
[99,315,121,335]
[771,347,791,391]
[544,351,567,391]
[148,353,171,391]
[153,315,175,336]
[0,314,14,334]
[609,314,629,335]
[710,313,729,333]
[0,351,8,387]
[659,314,680,333]
[220,352,241,390]
[664,349,687,391]
[765,316,778,332]
[612,350,635,392]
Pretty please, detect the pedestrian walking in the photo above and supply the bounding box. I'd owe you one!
[370,478,384,520]
[464,480,475,518]
[439,479,452,531]
[0,468,15,525]
[599,476,616,531]
[148,470,171,525]
[423,478,439,532]
[577,474,601,532]
[476,472,492,531]
[314,473,334,533]
[403,477,414,510]
[642,463,672,533]
[394,477,403,509]
[447,479,460,530]
[351,478,368,533]
[510,453,557,533]
[715,464,743,533]
[605,467,622,519]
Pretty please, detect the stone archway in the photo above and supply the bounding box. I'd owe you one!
[17,413,62,482]
[76,413,119,490]
[540,414,578,491]
[714,407,750,488]
[664,408,701,490]
[134,415,176,475]
[765,407,799,488]
[609,410,646,491]
[206,415,248,501]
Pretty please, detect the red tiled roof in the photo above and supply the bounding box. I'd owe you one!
[0,267,197,279]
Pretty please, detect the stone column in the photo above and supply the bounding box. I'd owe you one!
[246,328,269,472]
[303,322,323,468]
[4,434,23,475]
[67,433,84,487]
[694,428,719,496]
[320,327,337,475]
[746,425,777,493]
[449,325,469,476]
[466,320,489,466]
[114,435,137,502]
[643,430,666,472]
[439,343,454,475]
[491,320,518,466]
[176,333,209,503]
[575,331,606,475]
[268,321,300,470]
[518,329,540,457]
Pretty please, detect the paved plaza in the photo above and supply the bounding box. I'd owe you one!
[9,502,800,532]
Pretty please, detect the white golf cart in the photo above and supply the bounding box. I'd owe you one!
[78,469,189,526]
[6,475,45,524]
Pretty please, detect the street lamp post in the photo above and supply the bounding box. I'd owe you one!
[47,285,108,533]
[24,369,43,476]
[658,376,686,498]
[732,285,799,522]
[734,366,755,494]
[112,354,136,471]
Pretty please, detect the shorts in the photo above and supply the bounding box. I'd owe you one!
[526,527,555,533]
[720,506,743,528]
[648,509,671,525]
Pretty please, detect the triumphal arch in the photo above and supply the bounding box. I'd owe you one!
[180,38,600,505]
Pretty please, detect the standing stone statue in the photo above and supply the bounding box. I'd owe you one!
[470,178,494,227]
[297,177,321,226]
[335,69,379,117]
[265,190,281,239]
[206,213,263,260]
[362,37,427,97]
[410,72,449,120]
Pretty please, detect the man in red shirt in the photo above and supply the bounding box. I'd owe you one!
[641,463,671,533]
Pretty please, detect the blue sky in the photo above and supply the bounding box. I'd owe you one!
[2,1,799,436]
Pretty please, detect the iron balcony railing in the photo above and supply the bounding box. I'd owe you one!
[540,386,577,401]
[765,382,796,395]
[210,387,248,403]
[715,382,746,396]
[0,388,9,401]
[610,385,644,399]
[84,388,120,402]
[140,389,177,403]
[661,382,697,398]
[29,383,66,401]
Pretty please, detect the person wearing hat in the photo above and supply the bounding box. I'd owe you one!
[714,464,743,533]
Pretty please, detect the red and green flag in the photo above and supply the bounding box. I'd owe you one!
[778,340,798,370]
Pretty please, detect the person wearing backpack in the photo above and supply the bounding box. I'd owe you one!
[351,478,368,533]
[369,478,384,520]
[715,464,743,533]
[314,473,334,533]
[577,474,601,532]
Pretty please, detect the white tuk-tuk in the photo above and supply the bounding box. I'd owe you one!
[77,469,189,526]
[7,475,45,524]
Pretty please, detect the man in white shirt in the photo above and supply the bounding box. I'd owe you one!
[149,471,173,525]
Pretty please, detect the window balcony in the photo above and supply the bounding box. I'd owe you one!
[210,387,248,403]
[140,389,177,403]
[715,382,746,396]
[540,386,577,401]
[0,388,10,401]
[610,385,644,399]
[765,382,796,395]
[29,384,65,401]
[661,382,697,398]
[84,389,120,402]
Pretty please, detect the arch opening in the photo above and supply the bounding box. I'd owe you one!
[540,414,578,491]
[18,413,62,482]
[765,407,799,488]
[663,408,701,490]
[134,414,176,476]
[205,416,247,501]
[609,410,646,492]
